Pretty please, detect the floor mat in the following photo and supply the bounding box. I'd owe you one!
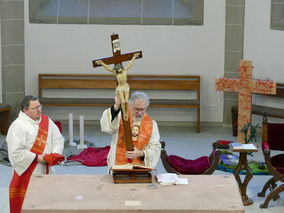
[216,151,270,175]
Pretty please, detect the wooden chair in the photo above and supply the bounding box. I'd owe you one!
[160,140,221,175]
[257,114,284,208]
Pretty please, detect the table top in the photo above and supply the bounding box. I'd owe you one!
[22,174,244,213]
[213,141,258,152]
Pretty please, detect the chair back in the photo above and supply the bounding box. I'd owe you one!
[263,114,284,151]
[266,123,284,151]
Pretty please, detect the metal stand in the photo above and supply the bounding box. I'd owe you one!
[148,170,158,189]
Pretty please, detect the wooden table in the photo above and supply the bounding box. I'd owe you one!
[22,175,244,213]
[230,144,258,206]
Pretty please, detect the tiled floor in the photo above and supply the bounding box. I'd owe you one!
[0,124,284,212]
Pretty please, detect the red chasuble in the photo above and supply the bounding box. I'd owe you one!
[9,115,49,213]
[115,112,153,165]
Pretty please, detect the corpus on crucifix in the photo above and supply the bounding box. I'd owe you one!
[92,34,142,151]
[95,53,140,121]
[215,60,276,143]
[93,34,142,121]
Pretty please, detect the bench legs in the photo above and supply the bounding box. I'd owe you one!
[0,105,11,135]
[197,107,200,133]
[231,106,238,136]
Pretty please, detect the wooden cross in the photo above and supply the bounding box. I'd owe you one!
[92,33,143,151]
[215,60,276,143]
[92,34,142,67]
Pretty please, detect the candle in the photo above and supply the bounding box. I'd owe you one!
[80,115,84,146]
[68,113,74,146]
[77,115,87,149]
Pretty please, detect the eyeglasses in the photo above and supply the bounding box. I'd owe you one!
[29,104,43,111]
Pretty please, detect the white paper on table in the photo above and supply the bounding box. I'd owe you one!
[157,173,178,185]
[124,200,142,206]
[175,178,188,185]
[242,143,257,150]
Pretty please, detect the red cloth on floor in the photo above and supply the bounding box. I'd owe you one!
[68,146,110,167]
[54,121,62,133]
[44,153,65,166]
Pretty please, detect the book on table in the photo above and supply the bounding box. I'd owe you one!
[111,164,153,183]
[112,163,152,170]
[230,142,257,151]
[230,142,243,149]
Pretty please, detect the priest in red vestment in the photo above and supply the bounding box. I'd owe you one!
[7,95,64,213]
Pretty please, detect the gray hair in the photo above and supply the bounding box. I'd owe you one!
[129,91,150,108]
[21,95,39,111]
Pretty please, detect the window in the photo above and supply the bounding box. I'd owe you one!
[29,0,204,25]
[271,0,284,31]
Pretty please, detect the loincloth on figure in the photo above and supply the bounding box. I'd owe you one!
[115,85,130,95]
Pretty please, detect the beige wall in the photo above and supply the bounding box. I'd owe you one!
[2,0,284,125]
[24,0,226,123]
[244,0,284,124]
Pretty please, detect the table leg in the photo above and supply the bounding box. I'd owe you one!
[233,152,253,206]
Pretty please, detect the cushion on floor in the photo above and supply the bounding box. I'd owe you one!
[168,155,210,174]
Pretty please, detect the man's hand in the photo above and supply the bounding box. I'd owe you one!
[114,95,121,111]
[37,155,47,164]
[95,60,102,65]
[126,147,144,160]
[43,153,65,166]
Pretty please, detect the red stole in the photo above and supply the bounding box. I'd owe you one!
[9,115,49,213]
[115,112,153,165]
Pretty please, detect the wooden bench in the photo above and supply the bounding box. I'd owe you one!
[0,104,11,135]
[38,74,201,132]
[231,82,284,136]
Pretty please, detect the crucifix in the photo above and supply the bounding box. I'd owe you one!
[215,60,276,143]
[93,34,142,68]
[92,33,143,151]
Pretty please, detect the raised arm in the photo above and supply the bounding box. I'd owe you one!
[124,53,140,72]
[96,60,115,74]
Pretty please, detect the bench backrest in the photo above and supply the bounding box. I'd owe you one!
[38,74,200,100]
[273,83,284,98]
